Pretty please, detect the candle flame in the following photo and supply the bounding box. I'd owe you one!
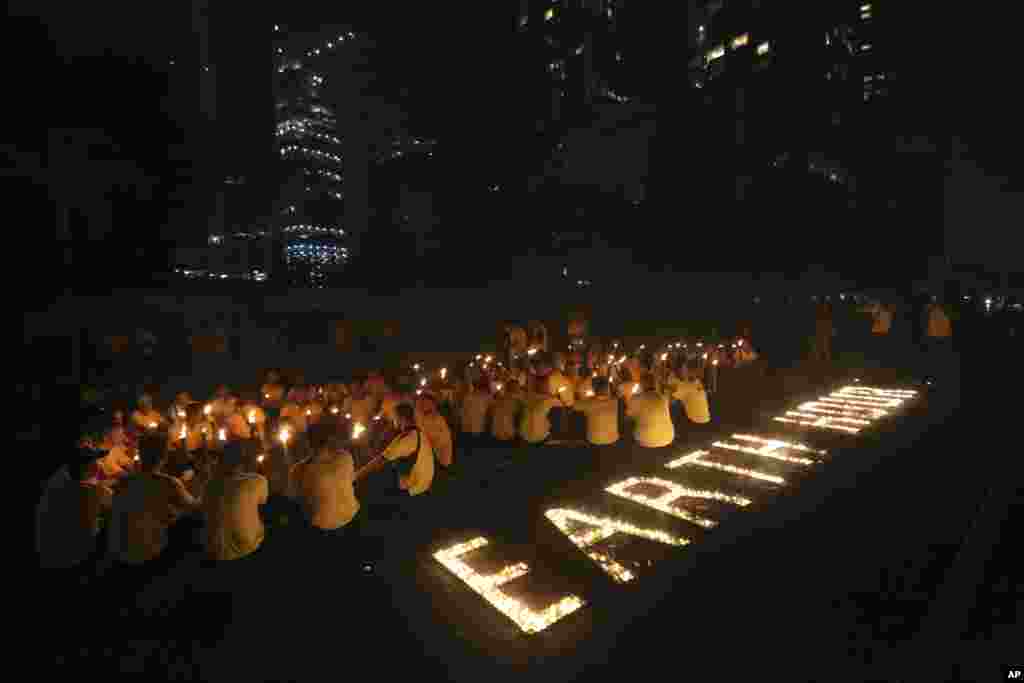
[248,411,256,424]
[353,422,366,439]
[204,404,212,415]
[279,428,291,444]
[420,378,427,386]
[218,428,227,441]
[258,454,265,463]
[586,390,595,397]
[632,384,640,395]
[345,413,351,419]
[148,422,158,429]
[331,407,339,414]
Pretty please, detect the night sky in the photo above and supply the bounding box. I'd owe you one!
[9,1,1021,290]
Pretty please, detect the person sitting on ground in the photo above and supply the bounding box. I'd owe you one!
[416,394,454,468]
[616,367,641,405]
[460,377,493,439]
[108,433,205,568]
[289,428,359,532]
[167,391,193,424]
[279,399,309,434]
[491,379,524,443]
[37,448,114,571]
[202,439,269,561]
[518,376,565,445]
[210,385,233,420]
[671,369,711,425]
[571,376,620,446]
[233,393,266,442]
[131,394,164,432]
[347,381,377,427]
[356,403,434,497]
[625,373,675,448]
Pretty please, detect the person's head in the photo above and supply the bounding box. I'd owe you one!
[175,391,192,406]
[395,403,416,429]
[266,370,279,384]
[137,433,168,471]
[215,384,229,398]
[592,376,610,396]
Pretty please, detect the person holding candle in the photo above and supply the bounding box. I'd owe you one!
[460,376,494,447]
[356,403,434,511]
[235,392,267,443]
[201,439,269,562]
[517,375,564,446]
[131,394,164,432]
[490,379,524,444]
[625,374,675,448]
[570,376,620,447]
[290,429,360,535]
[107,433,205,593]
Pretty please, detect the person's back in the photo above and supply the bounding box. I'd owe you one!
[573,379,619,446]
[672,377,711,424]
[518,392,559,444]
[626,388,675,448]
[36,460,110,569]
[418,409,454,466]
[110,471,189,564]
[491,392,523,441]
[461,387,492,435]
[204,471,268,560]
[291,450,357,531]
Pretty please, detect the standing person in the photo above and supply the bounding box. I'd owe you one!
[813,299,833,363]
[923,296,954,382]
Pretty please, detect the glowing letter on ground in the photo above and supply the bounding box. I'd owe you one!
[545,508,689,583]
[433,537,585,634]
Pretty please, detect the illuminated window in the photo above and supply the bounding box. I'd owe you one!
[707,45,725,62]
[756,41,771,56]
[731,33,749,49]
[545,7,554,21]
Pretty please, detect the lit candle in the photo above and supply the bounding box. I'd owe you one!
[264,393,270,400]
[440,367,448,380]
[527,348,538,356]
[586,390,595,397]
[306,408,312,416]
[416,389,423,395]
[331,406,339,415]
[248,411,256,425]
[177,409,186,419]
[345,412,352,419]
[373,414,381,422]
[203,404,212,417]
[218,427,227,441]
[485,355,492,363]
[352,422,366,439]
[413,363,421,371]
[258,454,265,464]
[713,359,719,366]
[148,422,158,430]
[420,378,427,387]
[632,384,640,396]
[496,383,503,392]
[661,353,668,361]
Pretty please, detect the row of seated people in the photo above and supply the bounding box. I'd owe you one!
[38,353,721,593]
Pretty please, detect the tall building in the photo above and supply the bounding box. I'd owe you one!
[678,0,925,270]
[517,0,633,133]
[271,25,364,288]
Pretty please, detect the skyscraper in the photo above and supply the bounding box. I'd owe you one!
[272,25,362,288]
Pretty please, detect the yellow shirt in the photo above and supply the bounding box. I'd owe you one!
[518,393,560,443]
[625,391,675,448]
[573,396,620,445]
[672,380,710,424]
[417,412,454,467]
[279,402,308,433]
[291,453,359,530]
[460,391,493,435]
[382,429,434,496]
[202,472,269,561]
[491,395,523,441]
[131,409,164,431]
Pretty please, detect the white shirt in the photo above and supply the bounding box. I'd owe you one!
[518,394,560,444]
[460,391,492,435]
[109,471,197,565]
[382,428,434,496]
[291,454,358,531]
[202,471,269,561]
[626,391,675,448]
[491,395,523,441]
[573,396,620,446]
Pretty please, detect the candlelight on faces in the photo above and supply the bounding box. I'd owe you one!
[545,508,690,583]
[433,537,586,634]
[606,476,753,527]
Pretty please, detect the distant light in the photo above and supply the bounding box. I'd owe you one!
[274,24,280,31]
[756,41,771,56]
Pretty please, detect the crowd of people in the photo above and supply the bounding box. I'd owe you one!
[39,329,763,594]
